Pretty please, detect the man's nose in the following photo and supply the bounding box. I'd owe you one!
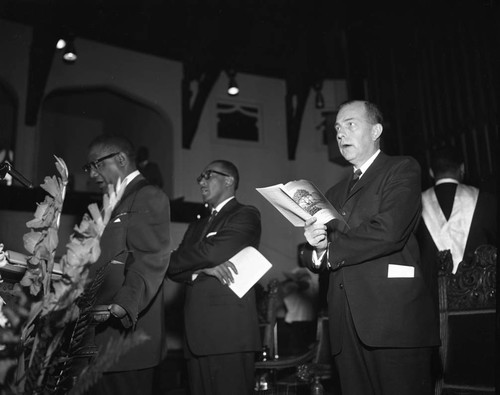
[336,126,345,140]
[89,167,99,178]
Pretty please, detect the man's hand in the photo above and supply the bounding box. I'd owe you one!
[304,217,328,252]
[199,261,238,285]
[108,303,127,319]
[90,304,127,323]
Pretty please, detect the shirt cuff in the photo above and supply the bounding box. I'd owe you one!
[312,245,329,268]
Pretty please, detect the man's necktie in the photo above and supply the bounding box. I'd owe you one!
[203,210,217,235]
[348,169,362,191]
[208,210,217,224]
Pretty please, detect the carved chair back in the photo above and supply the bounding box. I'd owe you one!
[435,244,496,395]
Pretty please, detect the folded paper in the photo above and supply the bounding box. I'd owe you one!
[228,246,272,298]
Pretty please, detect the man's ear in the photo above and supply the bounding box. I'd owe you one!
[371,123,383,141]
[225,176,234,187]
[116,152,127,167]
[459,163,465,176]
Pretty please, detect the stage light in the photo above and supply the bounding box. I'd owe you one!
[56,38,66,50]
[315,91,325,109]
[63,40,77,63]
[227,70,239,96]
[313,81,325,109]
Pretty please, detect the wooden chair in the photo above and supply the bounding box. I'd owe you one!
[255,279,336,394]
[434,244,496,395]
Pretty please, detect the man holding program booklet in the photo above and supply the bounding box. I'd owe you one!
[258,100,439,395]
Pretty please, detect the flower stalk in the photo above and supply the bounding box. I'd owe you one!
[0,157,125,394]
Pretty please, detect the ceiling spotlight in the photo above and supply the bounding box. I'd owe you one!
[227,70,239,96]
[313,81,325,109]
[63,40,77,63]
[56,38,67,50]
[315,91,325,109]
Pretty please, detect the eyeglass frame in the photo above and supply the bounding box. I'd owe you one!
[82,152,120,173]
[196,169,231,183]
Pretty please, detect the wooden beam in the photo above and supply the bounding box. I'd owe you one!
[181,64,220,149]
[285,76,311,161]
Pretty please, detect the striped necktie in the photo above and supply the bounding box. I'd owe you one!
[203,210,217,236]
[348,169,362,191]
[208,210,217,224]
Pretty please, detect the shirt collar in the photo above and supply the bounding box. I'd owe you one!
[213,196,235,213]
[121,170,141,189]
[435,178,460,186]
[355,149,381,178]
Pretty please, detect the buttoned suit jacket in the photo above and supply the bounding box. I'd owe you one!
[417,183,497,307]
[167,198,262,356]
[302,153,440,354]
[90,175,171,371]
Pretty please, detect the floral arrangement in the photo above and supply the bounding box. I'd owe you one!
[0,157,136,394]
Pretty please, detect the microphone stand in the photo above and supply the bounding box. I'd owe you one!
[0,161,34,189]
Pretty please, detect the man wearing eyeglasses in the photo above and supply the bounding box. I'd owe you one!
[84,135,171,395]
[167,160,261,395]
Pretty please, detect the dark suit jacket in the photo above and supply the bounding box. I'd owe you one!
[417,183,498,308]
[167,198,262,356]
[90,175,171,371]
[302,153,440,353]
[139,161,163,188]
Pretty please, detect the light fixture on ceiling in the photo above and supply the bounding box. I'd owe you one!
[63,39,77,63]
[314,81,325,109]
[227,70,239,96]
[56,38,67,50]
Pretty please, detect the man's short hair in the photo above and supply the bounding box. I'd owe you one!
[337,100,384,126]
[136,146,149,162]
[210,160,239,191]
[89,135,136,161]
[430,146,463,176]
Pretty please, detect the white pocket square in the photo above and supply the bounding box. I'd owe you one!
[113,218,121,223]
[388,264,414,278]
[206,232,217,238]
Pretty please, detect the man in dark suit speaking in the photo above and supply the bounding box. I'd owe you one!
[167,160,261,395]
[84,135,171,395]
[301,101,440,395]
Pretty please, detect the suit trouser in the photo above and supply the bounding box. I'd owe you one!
[335,295,434,395]
[186,351,255,395]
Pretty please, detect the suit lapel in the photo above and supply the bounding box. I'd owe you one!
[198,198,239,240]
[208,198,238,231]
[345,152,388,201]
[110,175,148,218]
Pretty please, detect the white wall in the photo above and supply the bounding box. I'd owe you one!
[0,19,349,282]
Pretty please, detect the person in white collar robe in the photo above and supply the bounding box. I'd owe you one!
[417,145,497,309]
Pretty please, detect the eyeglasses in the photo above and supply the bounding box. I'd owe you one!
[196,169,230,183]
[82,152,120,173]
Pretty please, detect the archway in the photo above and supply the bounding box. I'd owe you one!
[38,87,174,195]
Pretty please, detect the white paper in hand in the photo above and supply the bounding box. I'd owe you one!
[228,247,272,298]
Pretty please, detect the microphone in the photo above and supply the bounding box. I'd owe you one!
[0,161,34,189]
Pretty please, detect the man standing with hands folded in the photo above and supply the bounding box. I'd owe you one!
[301,100,439,395]
[167,160,261,395]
